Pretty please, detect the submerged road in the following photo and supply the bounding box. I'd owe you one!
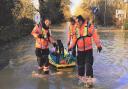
[0,23,128,89]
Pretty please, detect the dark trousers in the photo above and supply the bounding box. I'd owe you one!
[77,49,94,77]
[72,46,76,57]
[35,48,49,68]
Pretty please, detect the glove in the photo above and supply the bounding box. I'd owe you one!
[97,46,102,53]
[38,34,43,38]
[53,43,57,48]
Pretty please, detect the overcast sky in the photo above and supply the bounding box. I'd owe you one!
[70,0,82,15]
[31,0,39,10]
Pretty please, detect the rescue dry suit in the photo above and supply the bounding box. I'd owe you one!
[70,21,102,77]
[31,23,52,49]
[31,23,54,74]
[75,21,101,51]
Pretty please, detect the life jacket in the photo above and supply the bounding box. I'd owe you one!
[41,28,49,39]
[76,21,101,51]
[31,24,51,49]
[76,21,92,39]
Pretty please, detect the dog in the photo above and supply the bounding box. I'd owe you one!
[57,40,64,56]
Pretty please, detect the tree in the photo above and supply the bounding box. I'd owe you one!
[61,0,71,20]
[74,0,92,19]
[39,0,65,24]
[0,0,14,26]
[96,0,126,26]
[12,0,35,25]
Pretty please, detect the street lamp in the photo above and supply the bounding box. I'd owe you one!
[104,0,106,26]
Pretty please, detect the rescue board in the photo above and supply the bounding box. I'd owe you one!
[49,59,76,69]
[49,49,76,69]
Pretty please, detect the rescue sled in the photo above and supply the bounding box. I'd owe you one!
[49,48,76,69]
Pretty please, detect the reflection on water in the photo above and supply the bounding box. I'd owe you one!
[0,24,128,89]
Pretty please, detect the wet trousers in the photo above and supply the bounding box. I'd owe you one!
[77,49,94,77]
[35,48,49,68]
[72,46,76,57]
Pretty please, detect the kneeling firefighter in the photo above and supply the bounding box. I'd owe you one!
[31,18,56,74]
[68,15,102,78]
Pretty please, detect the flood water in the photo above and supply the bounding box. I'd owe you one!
[0,23,128,89]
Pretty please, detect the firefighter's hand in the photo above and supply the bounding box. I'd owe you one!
[97,46,102,53]
[38,34,43,38]
[53,43,57,48]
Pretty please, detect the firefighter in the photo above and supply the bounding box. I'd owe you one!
[69,15,102,82]
[31,18,56,74]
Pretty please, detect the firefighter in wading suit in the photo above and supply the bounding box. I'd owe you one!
[31,18,56,74]
[69,15,102,83]
[67,17,77,57]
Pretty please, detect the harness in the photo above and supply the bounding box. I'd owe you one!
[75,22,95,50]
[42,28,48,39]
[38,24,50,49]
